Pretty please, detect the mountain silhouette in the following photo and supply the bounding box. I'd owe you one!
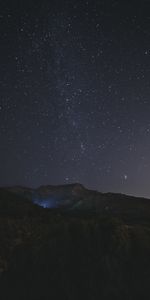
[1,183,150,221]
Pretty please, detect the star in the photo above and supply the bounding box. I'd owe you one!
[80,142,86,153]
[65,177,70,182]
[124,175,128,181]
[145,50,149,55]
[0,0,150,198]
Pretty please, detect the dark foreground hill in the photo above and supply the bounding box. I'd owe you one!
[0,185,150,299]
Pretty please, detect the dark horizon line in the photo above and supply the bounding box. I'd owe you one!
[0,182,149,200]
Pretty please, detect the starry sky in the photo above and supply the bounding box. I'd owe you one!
[1,0,150,197]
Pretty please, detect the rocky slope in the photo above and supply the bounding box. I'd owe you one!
[2,184,150,220]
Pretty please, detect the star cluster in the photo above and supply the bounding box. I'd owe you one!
[1,0,150,197]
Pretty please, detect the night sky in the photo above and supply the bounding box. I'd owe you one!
[1,0,150,197]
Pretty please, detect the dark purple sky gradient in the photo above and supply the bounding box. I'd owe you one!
[1,0,150,197]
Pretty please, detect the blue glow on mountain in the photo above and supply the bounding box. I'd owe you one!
[33,198,57,209]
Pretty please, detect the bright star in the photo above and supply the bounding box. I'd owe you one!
[124,174,128,180]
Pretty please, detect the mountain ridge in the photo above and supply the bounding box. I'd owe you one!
[1,184,150,221]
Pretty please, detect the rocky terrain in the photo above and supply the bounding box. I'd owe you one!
[4,183,150,221]
[0,184,150,299]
